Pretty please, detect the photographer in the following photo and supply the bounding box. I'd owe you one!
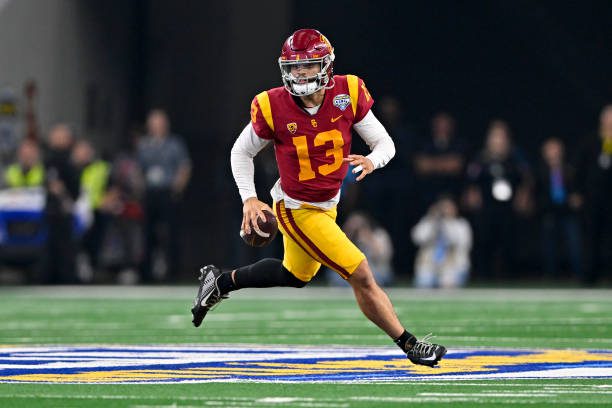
[412,196,472,288]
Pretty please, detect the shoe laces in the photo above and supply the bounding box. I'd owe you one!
[205,276,229,310]
[410,333,436,357]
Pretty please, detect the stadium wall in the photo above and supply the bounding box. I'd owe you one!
[0,0,136,150]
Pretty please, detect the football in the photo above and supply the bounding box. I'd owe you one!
[240,210,278,247]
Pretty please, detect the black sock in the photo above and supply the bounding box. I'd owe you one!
[216,271,236,294]
[234,258,308,289]
[394,330,417,352]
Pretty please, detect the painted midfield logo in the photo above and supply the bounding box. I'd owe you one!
[0,346,610,384]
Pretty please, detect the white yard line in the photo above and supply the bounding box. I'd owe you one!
[2,393,609,404]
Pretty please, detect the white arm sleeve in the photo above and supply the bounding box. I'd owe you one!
[230,122,272,203]
[352,110,396,169]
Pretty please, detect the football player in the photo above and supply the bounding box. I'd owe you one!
[191,29,446,367]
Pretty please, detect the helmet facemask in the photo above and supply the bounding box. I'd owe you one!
[278,54,335,96]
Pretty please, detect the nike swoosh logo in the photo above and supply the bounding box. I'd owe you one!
[331,115,343,123]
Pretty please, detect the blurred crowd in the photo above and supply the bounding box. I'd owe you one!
[0,88,191,284]
[1,82,611,287]
[337,100,612,288]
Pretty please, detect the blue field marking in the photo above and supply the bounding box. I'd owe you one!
[0,345,610,383]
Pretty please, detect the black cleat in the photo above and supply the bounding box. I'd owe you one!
[191,265,228,328]
[405,334,447,367]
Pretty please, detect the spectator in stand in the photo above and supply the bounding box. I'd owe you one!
[41,124,80,284]
[464,120,531,279]
[106,126,145,282]
[138,109,191,282]
[414,112,466,209]
[72,139,113,276]
[536,138,583,280]
[412,196,472,288]
[4,139,44,188]
[576,104,612,284]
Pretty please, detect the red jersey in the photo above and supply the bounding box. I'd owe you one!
[250,75,374,202]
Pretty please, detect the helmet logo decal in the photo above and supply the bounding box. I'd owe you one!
[333,94,351,111]
[287,122,298,134]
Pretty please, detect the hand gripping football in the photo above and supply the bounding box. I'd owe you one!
[240,210,278,247]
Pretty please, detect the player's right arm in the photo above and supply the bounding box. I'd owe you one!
[230,95,275,234]
[230,122,273,234]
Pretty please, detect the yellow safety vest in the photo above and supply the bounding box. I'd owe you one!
[4,163,45,188]
[81,160,111,209]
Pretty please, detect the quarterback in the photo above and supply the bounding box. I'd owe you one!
[191,29,446,367]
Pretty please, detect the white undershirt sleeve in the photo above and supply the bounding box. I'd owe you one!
[352,110,396,169]
[230,122,272,203]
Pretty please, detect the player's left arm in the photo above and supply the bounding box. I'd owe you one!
[346,110,396,181]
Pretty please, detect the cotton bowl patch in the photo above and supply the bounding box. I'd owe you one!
[0,345,610,383]
[333,94,351,111]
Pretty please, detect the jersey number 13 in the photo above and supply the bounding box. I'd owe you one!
[291,129,344,181]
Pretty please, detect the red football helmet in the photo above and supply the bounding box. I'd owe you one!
[278,29,335,96]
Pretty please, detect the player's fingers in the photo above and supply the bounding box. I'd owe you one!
[355,162,373,181]
[344,155,363,163]
[262,203,274,214]
[242,214,250,234]
[355,171,367,181]
[249,208,263,228]
[256,208,266,223]
[347,159,362,168]
[352,164,363,174]
[251,213,265,236]
[248,212,257,234]
[246,207,260,234]
[246,218,254,235]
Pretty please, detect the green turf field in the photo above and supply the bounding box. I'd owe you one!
[0,286,611,407]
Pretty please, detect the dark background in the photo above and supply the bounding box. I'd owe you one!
[90,0,612,276]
